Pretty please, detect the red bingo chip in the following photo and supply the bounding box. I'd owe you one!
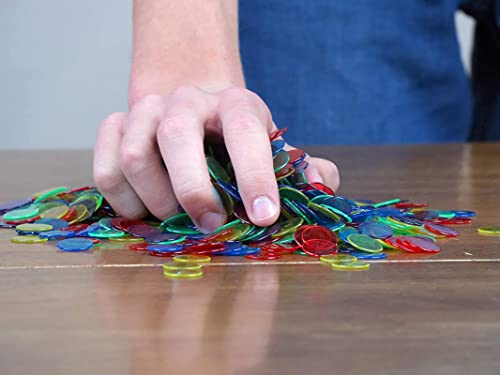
[66,186,94,194]
[247,239,275,248]
[60,207,77,221]
[433,218,472,225]
[287,149,306,164]
[423,223,458,238]
[149,250,179,257]
[261,243,299,255]
[129,242,151,252]
[111,218,145,232]
[269,128,288,141]
[275,165,295,179]
[62,223,88,232]
[401,237,440,253]
[201,228,234,243]
[184,242,226,255]
[394,237,424,253]
[394,202,428,209]
[245,253,282,261]
[309,182,336,196]
[302,239,337,257]
[293,226,308,245]
[384,236,421,253]
[301,225,336,243]
[5,217,40,225]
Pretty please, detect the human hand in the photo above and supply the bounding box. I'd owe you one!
[93,86,340,233]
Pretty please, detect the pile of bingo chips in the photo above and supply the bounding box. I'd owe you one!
[0,128,477,279]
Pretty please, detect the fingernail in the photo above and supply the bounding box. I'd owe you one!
[198,212,226,234]
[252,196,278,222]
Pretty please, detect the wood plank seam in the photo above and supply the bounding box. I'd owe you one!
[1,258,500,270]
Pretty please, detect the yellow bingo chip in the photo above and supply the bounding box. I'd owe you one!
[39,204,69,219]
[163,262,202,271]
[173,254,211,264]
[164,268,203,279]
[108,235,145,243]
[477,226,500,235]
[10,235,48,244]
[16,223,53,233]
[320,254,357,265]
[331,260,370,271]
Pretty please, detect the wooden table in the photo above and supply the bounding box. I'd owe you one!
[0,144,499,375]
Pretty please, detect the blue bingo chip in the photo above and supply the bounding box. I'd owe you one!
[359,221,393,239]
[39,230,75,240]
[271,139,286,156]
[57,238,94,252]
[35,218,69,230]
[223,241,243,252]
[452,210,476,218]
[146,244,184,252]
[350,251,387,260]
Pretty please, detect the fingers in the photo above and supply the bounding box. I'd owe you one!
[305,157,341,192]
[157,86,226,233]
[219,88,280,226]
[93,112,148,219]
[95,87,340,232]
[119,95,178,220]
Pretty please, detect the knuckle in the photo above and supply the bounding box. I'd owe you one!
[119,144,147,173]
[132,95,163,113]
[227,113,261,134]
[157,114,193,143]
[93,168,122,195]
[222,87,253,103]
[222,88,266,111]
[220,88,271,125]
[169,85,201,102]
[99,112,126,132]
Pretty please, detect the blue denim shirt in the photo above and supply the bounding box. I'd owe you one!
[239,0,500,145]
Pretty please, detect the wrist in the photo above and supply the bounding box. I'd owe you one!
[128,78,244,108]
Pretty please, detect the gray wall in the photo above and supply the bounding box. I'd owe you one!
[0,0,132,149]
[0,3,474,149]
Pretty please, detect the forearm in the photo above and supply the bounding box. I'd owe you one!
[129,0,245,106]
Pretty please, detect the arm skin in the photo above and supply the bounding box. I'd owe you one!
[129,0,245,106]
[93,0,340,233]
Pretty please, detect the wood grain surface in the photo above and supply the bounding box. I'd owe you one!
[0,143,499,375]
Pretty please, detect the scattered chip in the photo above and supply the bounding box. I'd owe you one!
[16,223,53,233]
[11,235,48,244]
[477,226,500,235]
[164,268,204,279]
[163,262,203,271]
[347,233,383,253]
[173,254,212,264]
[57,238,94,252]
[331,260,371,271]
